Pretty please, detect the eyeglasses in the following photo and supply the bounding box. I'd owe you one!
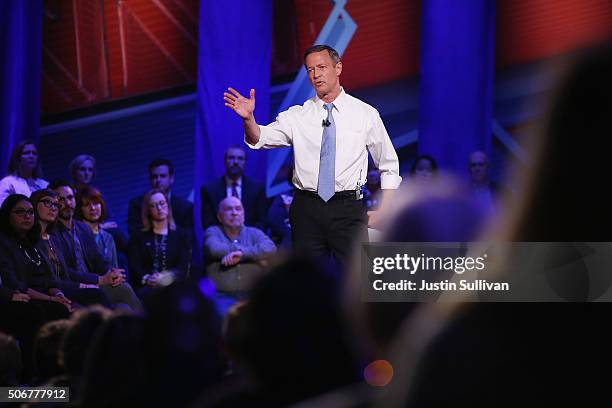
[12,209,35,217]
[149,201,168,209]
[38,199,59,209]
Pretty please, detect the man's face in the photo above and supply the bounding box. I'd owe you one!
[36,195,60,224]
[224,148,246,178]
[150,165,174,193]
[468,152,489,184]
[217,196,245,229]
[305,51,342,97]
[55,185,76,221]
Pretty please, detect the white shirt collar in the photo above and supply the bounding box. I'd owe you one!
[314,87,346,112]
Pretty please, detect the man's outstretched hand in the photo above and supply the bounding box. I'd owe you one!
[224,87,262,145]
[224,87,255,119]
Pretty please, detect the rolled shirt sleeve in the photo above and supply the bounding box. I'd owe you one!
[367,111,402,190]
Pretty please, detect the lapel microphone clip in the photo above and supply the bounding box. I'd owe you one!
[322,119,331,127]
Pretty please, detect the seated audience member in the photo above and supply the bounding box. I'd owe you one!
[2,266,69,385]
[140,282,225,407]
[0,194,73,313]
[53,307,111,400]
[201,145,267,231]
[197,256,358,407]
[0,140,48,206]
[75,186,118,269]
[204,196,276,315]
[48,180,143,313]
[0,279,47,384]
[358,176,484,352]
[0,332,22,386]
[127,158,193,238]
[467,150,508,220]
[79,314,147,407]
[31,189,112,308]
[375,46,612,407]
[69,154,127,258]
[32,319,70,385]
[267,168,294,248]
[82,283,223,407]
[128,189,191,298]
[69,154,96,191]
[409,154,438,184]
[267,193,293,248]
[0,194,72,384]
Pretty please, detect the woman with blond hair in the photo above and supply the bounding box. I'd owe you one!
[69,154,96,190]
[128,189,190,298]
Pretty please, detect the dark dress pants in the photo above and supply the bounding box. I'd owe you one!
[62,287,113,308]
[290,190,367,266]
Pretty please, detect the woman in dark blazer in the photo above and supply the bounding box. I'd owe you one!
[0,194,72,382]
[31,189,112,308]
[128,189,190,298]
[0,194,73,313]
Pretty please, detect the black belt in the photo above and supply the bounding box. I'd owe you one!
[295,189,361,201]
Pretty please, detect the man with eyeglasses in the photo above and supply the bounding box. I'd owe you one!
[48,180,143,313]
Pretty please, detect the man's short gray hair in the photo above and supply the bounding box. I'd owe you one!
[304,44,340,66]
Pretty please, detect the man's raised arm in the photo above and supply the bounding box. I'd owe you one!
[224,87,261,145]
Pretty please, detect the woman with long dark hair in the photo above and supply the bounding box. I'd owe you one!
[0,194,72,382]
[0,140,49,206]
[0,194,73,311]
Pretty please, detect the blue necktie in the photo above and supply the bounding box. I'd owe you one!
[318,103,336,202]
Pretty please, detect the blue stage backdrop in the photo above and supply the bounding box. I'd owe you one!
[194,0,273,245]
[418,0,496,175]
[0,0,43,175]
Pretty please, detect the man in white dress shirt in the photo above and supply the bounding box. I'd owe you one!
[223,44,401,263]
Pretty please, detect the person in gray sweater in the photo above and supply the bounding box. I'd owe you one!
[204,196,276,315]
